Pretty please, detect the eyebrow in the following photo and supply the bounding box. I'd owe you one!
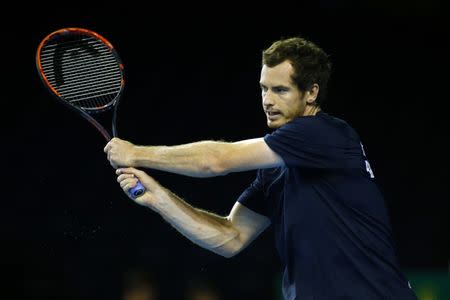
[260,83,290,89]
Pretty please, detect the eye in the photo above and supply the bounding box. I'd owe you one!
[260,85,268,92]
[273,87,288,93]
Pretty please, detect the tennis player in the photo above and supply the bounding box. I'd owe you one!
[105,37,418,300]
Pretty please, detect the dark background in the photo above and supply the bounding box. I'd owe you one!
[2,1,448,299]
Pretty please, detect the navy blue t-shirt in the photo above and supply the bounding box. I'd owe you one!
[237,112,417,300]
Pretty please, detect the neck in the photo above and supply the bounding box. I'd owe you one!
[303,105,321,116]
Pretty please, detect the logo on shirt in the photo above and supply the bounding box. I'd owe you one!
[361,143,375,178]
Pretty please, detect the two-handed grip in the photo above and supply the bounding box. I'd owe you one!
[128,181,146,199]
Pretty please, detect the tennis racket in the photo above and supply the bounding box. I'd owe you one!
[36,27,145,198]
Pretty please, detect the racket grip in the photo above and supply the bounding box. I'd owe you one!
[128,181,146,198]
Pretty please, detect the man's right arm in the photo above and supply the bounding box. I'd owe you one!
[105,137,283,177]
[117,167,271,258]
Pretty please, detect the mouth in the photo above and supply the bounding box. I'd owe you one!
[266,110,282,119]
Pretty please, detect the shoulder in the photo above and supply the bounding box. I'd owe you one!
[312,112,361,142]
[267,111,361,148]
[318,112,355,130]
[272,112,355,139]
[278,111,350,132]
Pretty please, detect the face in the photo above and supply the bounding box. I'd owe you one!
[260,60,310,128]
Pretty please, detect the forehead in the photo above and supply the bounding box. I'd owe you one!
[260,60,295,86]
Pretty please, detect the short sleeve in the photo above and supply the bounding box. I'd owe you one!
[237,170,269,217]
[264,117,362,169]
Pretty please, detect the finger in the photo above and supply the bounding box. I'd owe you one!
[110,161,118,169]
[110,137,120,143]
[103,141,111,153]
[116,168,158,188]
[116,167,137,175]
[120,178,137,190]
[123,181,139,193]
[132,169,155,183]
[119,168,145,182]
[117,173,135,183]
[116,167,138,175]
[119,167,145,176]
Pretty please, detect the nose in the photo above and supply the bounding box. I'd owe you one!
[263,90,275,107]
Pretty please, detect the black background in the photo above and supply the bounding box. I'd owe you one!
[2,1,448,299]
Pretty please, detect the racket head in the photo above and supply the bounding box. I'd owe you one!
[36,28,125,113]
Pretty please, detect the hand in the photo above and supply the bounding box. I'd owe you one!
[116,167,163,207]
[104,137,136,169]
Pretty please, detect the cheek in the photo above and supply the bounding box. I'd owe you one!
[285,98,302,115]
[285,106,304,121]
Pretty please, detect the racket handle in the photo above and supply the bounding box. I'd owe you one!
[128,181,146,198]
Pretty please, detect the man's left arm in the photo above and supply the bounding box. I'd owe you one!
[104,137,284,177]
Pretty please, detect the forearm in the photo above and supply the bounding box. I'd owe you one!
[132,141,228,177]
[147,187,240,257]
[127,137,282,177]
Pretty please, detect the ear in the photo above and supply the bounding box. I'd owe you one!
[306,84,320,105]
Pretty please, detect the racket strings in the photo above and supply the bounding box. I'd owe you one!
[39,34,122,111]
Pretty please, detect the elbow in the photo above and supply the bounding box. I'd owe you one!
[214,233,244,259]
[216,246,241,259]
[221,251,238,259]
[201,154,230,177]
[198,142,234,176]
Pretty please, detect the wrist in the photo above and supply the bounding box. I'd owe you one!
[144,187,168,211]
[130,145,144,167]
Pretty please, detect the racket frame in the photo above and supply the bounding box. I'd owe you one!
[36,27,125,141]
[36,27,145,198]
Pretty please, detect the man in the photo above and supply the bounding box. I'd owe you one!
[104,37,417,299]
